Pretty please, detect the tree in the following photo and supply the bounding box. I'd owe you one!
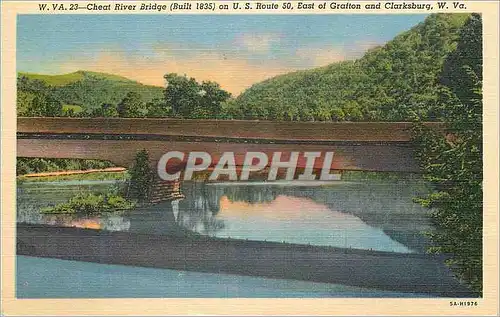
[117,92,146,117]
[146,98,172,117]
[164,73,231,119]
[341,101,363,121]
[128,149,154,202]
[89,103,119,117]
[164,73,201,118]
[17,76,63,117]
[198,81,231,117]
[228,14,470,122]
[412,14,482,294]
[30,94,62,117]
[101,103,119,117]
[17,90,37,116]
[330,108,345,121]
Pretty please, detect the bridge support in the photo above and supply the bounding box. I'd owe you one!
[148,178,184,204]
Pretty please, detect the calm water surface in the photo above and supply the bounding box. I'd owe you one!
[16,255,431,298]
[16,175,434,298]
[17,177,433,253]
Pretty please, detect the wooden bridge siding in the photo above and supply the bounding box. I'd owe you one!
[17,138,419,172]
[17,118,443,142]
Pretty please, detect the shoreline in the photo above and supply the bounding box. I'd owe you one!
[19,167,127,178]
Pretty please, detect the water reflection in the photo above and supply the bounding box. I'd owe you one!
[41,214,131,231]
[17,255,432,298]
[216,194,412,252]
[173,190,411,253]
[17,177,433,254]
[16,180,125,225]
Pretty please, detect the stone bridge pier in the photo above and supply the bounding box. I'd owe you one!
[147,178,184,204]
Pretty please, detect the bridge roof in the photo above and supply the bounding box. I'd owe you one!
[17,118,444,143]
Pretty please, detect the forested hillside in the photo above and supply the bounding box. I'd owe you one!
[225,13,471,122]
[17,14,471,122]
[17,71,163,117]
[412,13,483,294]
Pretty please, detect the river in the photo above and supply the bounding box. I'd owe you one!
[16,174,435,297]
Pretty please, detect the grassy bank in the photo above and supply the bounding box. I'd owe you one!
[41,192,135,214]
[16,157,117,176]
[18,171,129,183]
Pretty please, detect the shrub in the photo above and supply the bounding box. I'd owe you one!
[128,149,154,202]
[41,193,135,214]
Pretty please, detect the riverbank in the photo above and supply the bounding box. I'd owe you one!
[17,223,473,297]
[20,167,126,178]
[17,167,419,183]
[18,168,128,182]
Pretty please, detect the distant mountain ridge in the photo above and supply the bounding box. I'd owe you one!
[224,13,472,122]
[18,13,472,121]
[17,70,163,116]
[18,70,138,86]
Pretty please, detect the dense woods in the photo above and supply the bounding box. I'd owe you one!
[227,14,470,121]
[412,14,483,294]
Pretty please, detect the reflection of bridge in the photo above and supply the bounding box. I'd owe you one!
[17,223,473,297]
[17,118,444,173]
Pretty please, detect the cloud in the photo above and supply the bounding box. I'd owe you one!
[58,49,293,95]
[234,33,282,53]
[56,39,381,95]
[293,40,381,68]
[295,47,347,67]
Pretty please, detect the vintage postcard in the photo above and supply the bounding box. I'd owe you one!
[1,0,499,316]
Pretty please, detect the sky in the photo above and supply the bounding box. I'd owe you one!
[17,14,428,95]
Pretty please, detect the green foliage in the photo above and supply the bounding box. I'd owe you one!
[18,171,129,183]
[31,94,62,116]
[164,73,231,119]
[128,149,154,201]
[16,77,63,116]
[62,104,83,117]
[342,171,422,182]
[16,158,115,175]
[145,98,172,117]
[18,14,473,122]
[88,103,119,117]
[41,192,135,214]
[16,70,131,86]
[17,71,163,117]
[17,90,37,116]
[117,92,146,117]
[227,14,470,121]
[18,71,85,86]
[412,14,482,294]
